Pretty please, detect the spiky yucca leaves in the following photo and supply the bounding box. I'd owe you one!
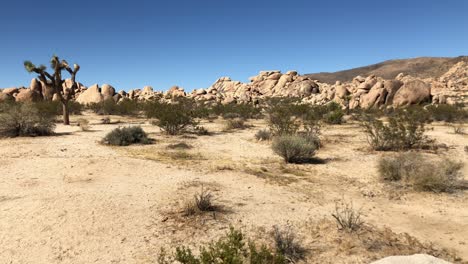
[23,55,81,125]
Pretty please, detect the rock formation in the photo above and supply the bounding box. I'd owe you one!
[2,61,467,108]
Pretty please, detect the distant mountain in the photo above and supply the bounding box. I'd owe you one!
[305,56,468,84]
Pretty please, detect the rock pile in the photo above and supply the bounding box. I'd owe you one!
[2,62,467,107]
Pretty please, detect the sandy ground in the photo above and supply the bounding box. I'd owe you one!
[0,114,467,263]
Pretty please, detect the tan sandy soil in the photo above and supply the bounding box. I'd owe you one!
[0,114,466,263]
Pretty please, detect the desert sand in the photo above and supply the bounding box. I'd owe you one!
[0,113,466,263]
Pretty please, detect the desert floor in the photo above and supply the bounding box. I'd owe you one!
[0,113,467,264]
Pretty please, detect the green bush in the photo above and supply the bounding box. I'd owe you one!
[267,104,300,136]
[361,110,430,151]
[272,135,317,163]
[0,103,55,137]
[34,100,83,116]
[377,153,464,192]
[322,102,344,124]
[158,227,287,264]
[102,126,150,146]
[145,101,197,135]
[211,103,261,120]
[89,99,140,116]
[426,104,467,123]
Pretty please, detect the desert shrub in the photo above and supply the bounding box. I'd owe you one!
[331,199,363,232]
[377,153,464,192]
[272,224,306,262]
[451,123,465,134]
[267,104,300,136]
[183,186,215,216]
[255,129,272,141]
[145,101,197,135]
[101,126,150,146]
[0,103,55,137]
[34,100,82,116]
[272,135,317,163]
[89,99,140,116]
[194,125,210,135]
[361,110,430,151]
[158,227,287,264]
[426,104,467,122]
[211,103,261,120]
[322,102,344,124]
[77,118,90,131]
[167,142,192,150]
[225,118,247,130]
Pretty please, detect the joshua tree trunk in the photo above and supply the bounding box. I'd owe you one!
[62,102,70,125]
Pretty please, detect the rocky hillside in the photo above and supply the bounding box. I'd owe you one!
[1,58,467,109]
[306,56,468,84]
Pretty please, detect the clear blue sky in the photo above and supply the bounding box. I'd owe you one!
[1,0,467,91]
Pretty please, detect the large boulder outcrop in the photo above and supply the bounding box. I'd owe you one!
[393,80,431,107]
[101,84,116,101]
[15,88,43,102]
[2,87,19,96]
[0,92,14,102]
[76,84,103,105]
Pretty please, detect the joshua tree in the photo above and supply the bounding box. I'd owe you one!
[24,55,80,125]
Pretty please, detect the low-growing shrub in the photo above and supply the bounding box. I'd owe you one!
[194,125,210,135]
[77,118,90,131]
[158,227,287,264]
[145,101,197,135]
[211,103,261,120]
[167,142,192,150]
[322,102,344,124]
[377,153,464,192]
[331,199,363,232]
[101,117,111,124]
[426,104,467,123]
[255,129,272,141]
[0,103,55,137]
[272,135,317,163]
[225,118,247,130]
[272,224,306,262]
[101,126,150,146]
[267,104,300,136]
[34,100,83,116]
[361,110,430,151]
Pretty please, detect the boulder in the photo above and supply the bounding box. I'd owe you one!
[360,83,388,109]
[335,85,349,99]
[101,84,115,100]
[40,80,55,101]
[383,80,403,105]
[29,78,42,93]
[15,88,43,102]
[370,254,451,264]
[2,87,19,95]
[393,80,431,107]
[0,92,14,102]
[76,84,103,105]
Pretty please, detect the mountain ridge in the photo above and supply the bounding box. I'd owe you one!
[305,56,468,84]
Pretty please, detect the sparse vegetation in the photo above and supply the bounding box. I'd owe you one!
[255,129,272,141]
[361,109,431,151]
[426,104,467,123]
[272,224,306,262]
[267,104,300,136]
[0,103,55,137]
[378,153,464,192]
[89,99,140,116]
[224,118,248,131]
[167,142,192,150]
[272,135,317,163]
[102,126,150,146]
[331,199,363,232]
[145,101,197,135]
[77,118,90,131]
[158,227,287,264]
